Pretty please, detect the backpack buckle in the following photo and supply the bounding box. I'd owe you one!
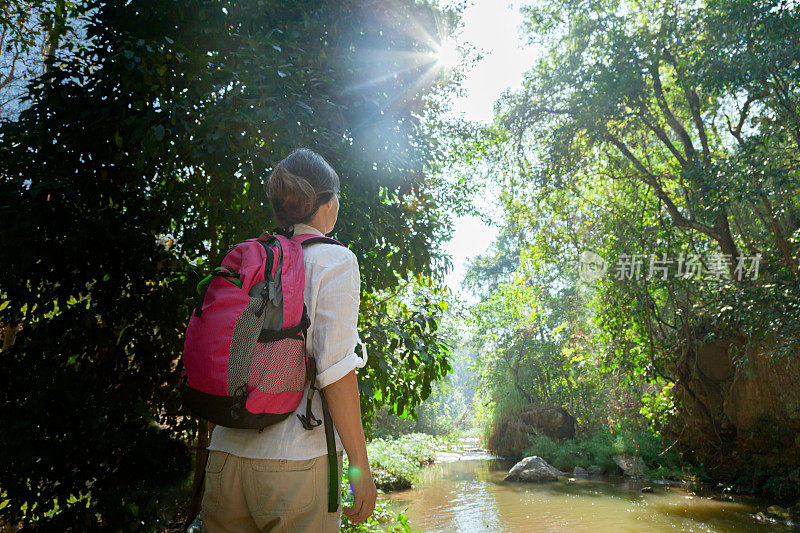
[297,413,322,430]
[274,225,294,238]
[230,384,249,421]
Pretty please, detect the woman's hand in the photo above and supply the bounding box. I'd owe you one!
[343,463,377,524]
[322,369,377,524]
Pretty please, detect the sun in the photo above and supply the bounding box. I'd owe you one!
[434,39,461,69]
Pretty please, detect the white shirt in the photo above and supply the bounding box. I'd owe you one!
[208,223,363,460]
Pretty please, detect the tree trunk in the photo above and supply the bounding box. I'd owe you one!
[454,398,473,428]
[2,323,16,351]
[184,421,213,528]
[761,196,799,275]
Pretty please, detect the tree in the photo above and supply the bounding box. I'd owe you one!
[501,0,799,279]
[464,224,605,433]
[468,0,800,494]
[0,0,460,527]
[0,0,84,120]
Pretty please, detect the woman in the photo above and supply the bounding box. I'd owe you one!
[201,148,377,532]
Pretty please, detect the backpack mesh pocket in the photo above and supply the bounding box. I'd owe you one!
[227,296,265,395]
[248,337,307,394]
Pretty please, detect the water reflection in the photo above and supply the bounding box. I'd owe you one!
[384,459,791,532]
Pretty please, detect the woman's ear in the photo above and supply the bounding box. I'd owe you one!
[326,194,339,234]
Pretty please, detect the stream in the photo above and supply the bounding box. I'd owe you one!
[382,441,794,532]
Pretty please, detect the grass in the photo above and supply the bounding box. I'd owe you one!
[340,432,457,532]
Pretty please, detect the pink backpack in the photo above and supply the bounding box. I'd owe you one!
[180,230,342,430]
[180,228,345,513]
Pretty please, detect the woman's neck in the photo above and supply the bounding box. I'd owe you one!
[303,211,328,235]
[292,222,324,236]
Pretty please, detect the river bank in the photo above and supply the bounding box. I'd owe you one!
[341,433,460,532]
[384,458,796,532]
[364,435,798,532]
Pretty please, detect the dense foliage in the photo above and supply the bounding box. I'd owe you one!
[340,432,456,532]
[0,0,461,528]
[359,432,453,491]
[463,0,799,497]
[522,427,682,478]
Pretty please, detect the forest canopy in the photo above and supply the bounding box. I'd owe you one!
[0,0,462,528]
[463,0,800,502]
[2,0,800,529]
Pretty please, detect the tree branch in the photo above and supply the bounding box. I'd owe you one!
[769,70,800,150]
[606,132,739,277]
[726,92,759,144]
[649,58,697,162]
[663,49,710,160]
[639,113,688,167]
[760,195,799,274]
[605,133,714,236]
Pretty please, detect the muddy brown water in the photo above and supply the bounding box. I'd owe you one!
[383,458,793,532]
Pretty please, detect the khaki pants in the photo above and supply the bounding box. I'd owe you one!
[201,450,343,533]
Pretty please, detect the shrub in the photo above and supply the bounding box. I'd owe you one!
[522,435,588,471]
[520,426,682,476]
[363,433,452,491]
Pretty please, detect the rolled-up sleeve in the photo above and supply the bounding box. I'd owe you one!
[311,250,361,389]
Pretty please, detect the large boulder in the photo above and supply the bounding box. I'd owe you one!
[505,456,562,482]
[519,406,576,440]
[586,465,605,476]
[672,336,800,498]
[486,405,577,457]
[613,455,645,477]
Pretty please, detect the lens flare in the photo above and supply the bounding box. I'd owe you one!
[434,39,460,69]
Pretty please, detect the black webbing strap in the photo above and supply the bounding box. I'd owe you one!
[299,236,343,247]
[258,316,310,343]
[319,388,339,513]
[297,357,338,512]
[291,233,343,512]
[297,343,322,431]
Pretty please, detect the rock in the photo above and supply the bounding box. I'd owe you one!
[518,467,559,482]
[573,466,587,476]
[587,465,605,476]
[641,486,654,493]
[505,456,561,482]
[489,407,577,457]
[766,505,791,521]
[672,339,800,491]
[613,455,645,477]
[519,406,577,440]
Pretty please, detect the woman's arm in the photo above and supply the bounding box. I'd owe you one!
[310,248,375,522]
[323,370,377,524]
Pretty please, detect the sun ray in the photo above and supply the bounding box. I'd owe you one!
[337,53,437,96]
[344,59,442,138]
[433,38,460,69]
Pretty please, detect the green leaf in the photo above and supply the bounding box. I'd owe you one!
[152,125,165,141]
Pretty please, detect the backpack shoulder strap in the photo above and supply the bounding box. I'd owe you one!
[288,231,344,512]
[293,234,344,247]
[256,232,276,244]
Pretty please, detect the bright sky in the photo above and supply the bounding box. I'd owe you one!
[440,0,534,295]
